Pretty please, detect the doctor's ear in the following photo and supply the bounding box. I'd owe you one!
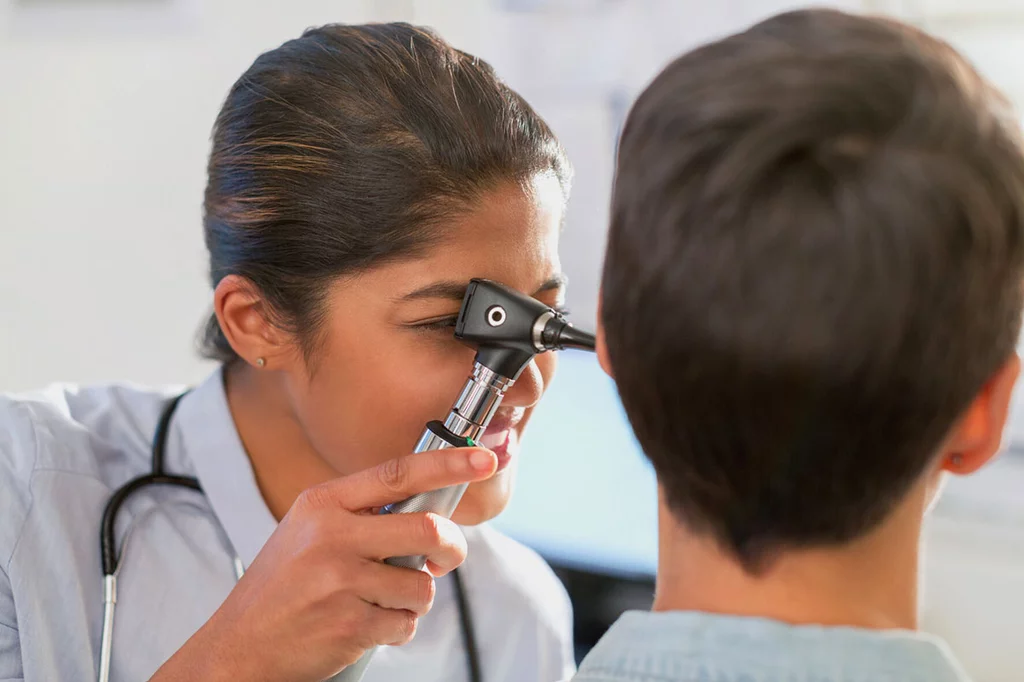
[595,295,614,379]
[214,275,295,370]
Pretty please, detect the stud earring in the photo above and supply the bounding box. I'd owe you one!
[951,454,963,468]
[256,357,266,368]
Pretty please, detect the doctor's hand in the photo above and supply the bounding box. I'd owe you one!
[149,446,498,682]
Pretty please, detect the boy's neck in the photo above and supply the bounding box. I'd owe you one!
[652,484,928,631]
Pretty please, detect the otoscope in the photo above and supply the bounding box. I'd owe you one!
[331,278,596,682]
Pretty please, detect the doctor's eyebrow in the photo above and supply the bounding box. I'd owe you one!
[397,275,568,303]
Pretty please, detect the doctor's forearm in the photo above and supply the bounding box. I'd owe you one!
[149,621,267,682]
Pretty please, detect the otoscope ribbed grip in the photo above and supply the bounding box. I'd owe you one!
[381,420,475,569]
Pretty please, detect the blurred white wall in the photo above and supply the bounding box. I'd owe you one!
[3,0,1024,680]
[0,0,871,392]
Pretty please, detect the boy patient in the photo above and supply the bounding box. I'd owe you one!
[576,9,1024,682]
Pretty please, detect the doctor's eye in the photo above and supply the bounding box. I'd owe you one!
[413,316,459,333]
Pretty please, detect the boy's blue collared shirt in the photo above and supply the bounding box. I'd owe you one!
[572,610,971,682]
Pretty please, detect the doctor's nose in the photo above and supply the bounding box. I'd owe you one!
[500,356,546,411]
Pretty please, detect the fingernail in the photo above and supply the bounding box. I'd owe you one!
[470,449,494,471]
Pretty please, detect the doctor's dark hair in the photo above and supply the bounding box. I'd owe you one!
[602,10,1024,571]
[199,22,570,363]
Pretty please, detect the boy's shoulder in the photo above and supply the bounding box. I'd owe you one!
[573,611,973,682]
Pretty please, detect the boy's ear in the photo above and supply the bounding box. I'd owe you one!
[595,293,614,379]
[942,353,1021,475]
[596,324,613,379]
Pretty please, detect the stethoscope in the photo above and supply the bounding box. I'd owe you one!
[97,393,481,682]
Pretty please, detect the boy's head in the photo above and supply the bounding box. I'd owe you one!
[599,9,1024,571]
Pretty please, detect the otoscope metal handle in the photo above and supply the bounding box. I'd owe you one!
[328,366,509,682]
[382,427,472,570]
[382,364,508,567]
[329,435,472,682]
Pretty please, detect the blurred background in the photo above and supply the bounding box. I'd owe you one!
[3,0,1024,680]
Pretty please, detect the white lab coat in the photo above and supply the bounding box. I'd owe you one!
[0,370,576,681]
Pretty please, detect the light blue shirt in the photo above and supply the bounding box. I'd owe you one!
[572,610,972,682]
[0,370,575,682]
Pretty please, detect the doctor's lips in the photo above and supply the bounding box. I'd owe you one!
[476,409,524,471]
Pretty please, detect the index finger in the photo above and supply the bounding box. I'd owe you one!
[325,447,498,512]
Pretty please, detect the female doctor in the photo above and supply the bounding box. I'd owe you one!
[0,22,576,682]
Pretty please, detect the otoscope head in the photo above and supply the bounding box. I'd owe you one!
[455,279,596,379]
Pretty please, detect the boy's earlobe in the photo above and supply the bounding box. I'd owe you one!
[596,325,614,378]
[942,353,1021,475]
[595,295,615,378]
